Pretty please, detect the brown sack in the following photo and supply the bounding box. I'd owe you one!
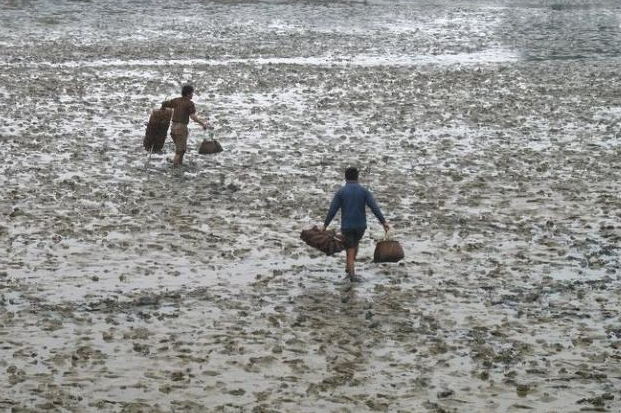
[198,139,223,154]
[373,239,404,263]
[300,225,345,256]
[144,109,172,152]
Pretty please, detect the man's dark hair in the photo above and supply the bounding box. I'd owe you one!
[181,84,194,97]
[345,167,359,181]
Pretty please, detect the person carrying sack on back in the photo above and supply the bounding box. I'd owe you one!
[322,167,390,282]
[161,84,209,167]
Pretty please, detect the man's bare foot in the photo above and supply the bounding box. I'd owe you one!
[173,154,183,167]
[348,273,363,283]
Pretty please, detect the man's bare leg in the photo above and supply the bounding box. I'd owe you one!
[347,247,365,282]
[173,153,183,167]
[346,247,355,276]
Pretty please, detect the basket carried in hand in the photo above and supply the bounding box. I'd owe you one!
[143,109,172,152]
[300,225,345,256]
[198,130,223,154]
[198,139,223,154]
[373,233,404,263]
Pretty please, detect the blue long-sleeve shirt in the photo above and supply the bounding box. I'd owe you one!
[324,181,386,230]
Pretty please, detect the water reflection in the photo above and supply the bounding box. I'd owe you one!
[501,1,621,61]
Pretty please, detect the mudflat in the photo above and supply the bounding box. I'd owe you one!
[1,1,620,412]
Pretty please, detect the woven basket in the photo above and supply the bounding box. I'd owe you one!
[198,139,223,154]
[373,236,404,263]
[143,109,172,152]
[300,225,345,256]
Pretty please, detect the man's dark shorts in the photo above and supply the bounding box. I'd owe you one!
[342,228,365,249]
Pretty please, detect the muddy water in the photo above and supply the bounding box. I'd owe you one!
[1,0,621,412]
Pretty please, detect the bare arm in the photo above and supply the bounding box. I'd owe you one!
[322,190,342,231]
[190,113,209,130]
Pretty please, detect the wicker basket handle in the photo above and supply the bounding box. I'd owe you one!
[206,128,216,142]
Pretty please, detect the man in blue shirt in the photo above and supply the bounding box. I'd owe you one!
[322,167,390,282]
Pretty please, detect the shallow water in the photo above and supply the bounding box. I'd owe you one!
[1,1,621,412]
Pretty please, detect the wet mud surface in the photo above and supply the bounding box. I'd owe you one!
[1,1,621,412]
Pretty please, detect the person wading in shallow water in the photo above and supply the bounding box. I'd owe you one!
[161,84,209,167]
[322,167,390,282]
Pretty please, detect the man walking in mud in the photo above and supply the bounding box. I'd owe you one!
[323,167,390,282]
[161,85,209,167]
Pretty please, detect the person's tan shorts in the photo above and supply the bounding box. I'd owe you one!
[171,122,189,154]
